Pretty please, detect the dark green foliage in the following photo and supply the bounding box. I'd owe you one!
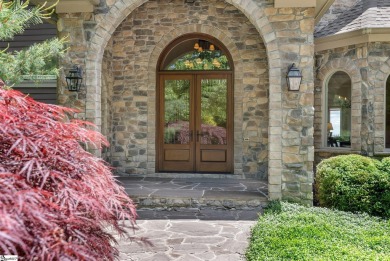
[246,202,390,261]
[263,200,282,214]
[0,0,65,84]
[316,154,390,218]
[376,156,390,174]
[0,0,55,40]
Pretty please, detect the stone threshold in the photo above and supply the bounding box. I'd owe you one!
[139,172,246,179]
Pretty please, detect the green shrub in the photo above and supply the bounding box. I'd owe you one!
[316,154,390,218]
[164,127,176,143]
[263,200,282,214]
[246,202,390,261]
[376,156,390,174]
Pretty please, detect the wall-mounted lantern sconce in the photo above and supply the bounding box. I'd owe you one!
[286,63,302,91]
[65,65,83,92]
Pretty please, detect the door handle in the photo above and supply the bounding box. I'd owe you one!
[196,130,202,142]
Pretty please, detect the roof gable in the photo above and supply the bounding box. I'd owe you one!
[315,0,390,38]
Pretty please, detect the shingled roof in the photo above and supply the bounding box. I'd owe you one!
[315,0,390,38]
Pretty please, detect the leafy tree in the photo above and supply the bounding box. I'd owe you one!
[0,1,137,259]
[0,0,65,84]
[0,85,138,259]
[163,78,227,128]
[163,78,228,145]
[201,79,227,128]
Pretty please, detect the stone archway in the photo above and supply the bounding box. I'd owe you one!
[374,59,390,152]
[85,0,284,200]
[85,0,280,128]
[98,1,270,179]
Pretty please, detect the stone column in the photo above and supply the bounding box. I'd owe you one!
[57,13,94,119]
[266,6,316,205]
[57,12,103,155]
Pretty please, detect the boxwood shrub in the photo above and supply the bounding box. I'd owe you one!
[316,154,390,218]
[376,156,390,174]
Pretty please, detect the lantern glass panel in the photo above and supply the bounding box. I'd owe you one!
[288,77,301,91]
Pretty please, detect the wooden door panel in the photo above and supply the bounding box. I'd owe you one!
[158,73,233,173]
[195,75,233,173]
[161,149,194,172]
[197,162,231,172]
[164,149,190,161]
[158,75,195,172]
[201,150,226,162]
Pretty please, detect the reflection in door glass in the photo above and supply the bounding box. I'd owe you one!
[200,79,227,145]
[164,80,190,144]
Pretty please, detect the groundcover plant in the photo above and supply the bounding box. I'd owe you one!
[246,202,390,261]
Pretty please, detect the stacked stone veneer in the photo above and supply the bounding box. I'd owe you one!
[57,13,93,117]
[315,42,390,165]
[57,0,316,205]
[101,38,114,161]
[103,0,269,178]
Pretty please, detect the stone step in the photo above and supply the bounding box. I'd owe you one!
[136,207,264,220]
[132,191,268,209]
[118,176,269,210]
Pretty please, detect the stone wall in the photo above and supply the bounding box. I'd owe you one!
[101,38,114,162]
[265,6,315,205]
[57,13,92,118]
[370,42,390,154]
[314,42,390,164]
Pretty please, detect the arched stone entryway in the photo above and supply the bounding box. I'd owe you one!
[99,0,269,180]
[63,0,317,203]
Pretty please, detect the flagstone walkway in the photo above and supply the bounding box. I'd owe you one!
[114,176,266,260]
[115,218,257,261]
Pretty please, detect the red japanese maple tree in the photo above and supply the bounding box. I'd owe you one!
[0,81,137,260]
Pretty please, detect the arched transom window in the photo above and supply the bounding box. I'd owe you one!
[160,37,232,71]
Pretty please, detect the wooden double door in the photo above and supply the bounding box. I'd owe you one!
[157,72,233,173]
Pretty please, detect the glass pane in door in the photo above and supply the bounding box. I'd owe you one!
[200,79,227,145]
[164,79,191,144]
